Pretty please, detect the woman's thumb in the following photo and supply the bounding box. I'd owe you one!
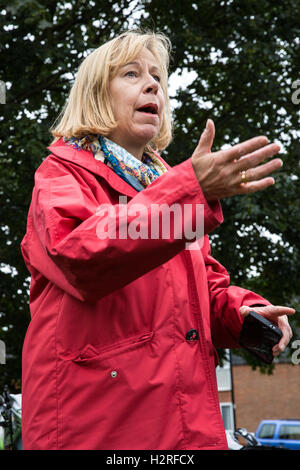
[239,306,250,317]
[196,119,215,156]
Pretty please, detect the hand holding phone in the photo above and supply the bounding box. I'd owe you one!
[238,310,283,364]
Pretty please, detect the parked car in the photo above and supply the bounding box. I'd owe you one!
[255,419,300,450]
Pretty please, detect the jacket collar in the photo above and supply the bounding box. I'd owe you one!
[47,137,171,198]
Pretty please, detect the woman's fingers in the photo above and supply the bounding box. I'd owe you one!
[235,143,281,172]
[238,177,276,194]
[240,305,295,357]
[232,158,283,187]
[191,121,283,200]
[195,119,215,156]
[241,158,283,183]
[222,135,269,162]
[224,142,282,192]
[240,305,295,316]
[273,315,294,356]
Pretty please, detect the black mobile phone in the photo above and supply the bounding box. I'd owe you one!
[238,310,283,365]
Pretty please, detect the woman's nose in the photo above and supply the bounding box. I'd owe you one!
[144,75,159,94]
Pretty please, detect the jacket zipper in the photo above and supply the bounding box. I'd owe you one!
[182,248,227,446]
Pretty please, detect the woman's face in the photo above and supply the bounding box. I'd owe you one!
[107,47,165,160]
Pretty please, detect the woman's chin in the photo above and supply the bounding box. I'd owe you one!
[134,126,159,145]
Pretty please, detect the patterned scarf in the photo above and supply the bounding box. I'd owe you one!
[63,134,168,192]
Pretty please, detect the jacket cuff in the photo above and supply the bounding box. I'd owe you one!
[172,157,224,234]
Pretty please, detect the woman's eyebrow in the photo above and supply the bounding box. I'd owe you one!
[121,61,160,73]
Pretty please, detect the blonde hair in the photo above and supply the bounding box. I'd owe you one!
[50,30,173,153]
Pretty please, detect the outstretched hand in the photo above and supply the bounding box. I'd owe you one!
[239,305,295,357]
[191,119,283,201]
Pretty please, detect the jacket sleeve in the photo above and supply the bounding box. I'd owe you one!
[24,155,224,303]
[201,235,271,348]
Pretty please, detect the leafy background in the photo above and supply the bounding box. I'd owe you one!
[0,0,299,392]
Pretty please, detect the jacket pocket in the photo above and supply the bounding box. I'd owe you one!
[71,331,154,364]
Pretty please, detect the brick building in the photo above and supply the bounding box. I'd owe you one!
[216,351,300,433]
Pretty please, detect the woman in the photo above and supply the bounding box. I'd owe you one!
[21,30,294,450]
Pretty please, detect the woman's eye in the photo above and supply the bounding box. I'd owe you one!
[153,75,161,83]
[125,71,137,78]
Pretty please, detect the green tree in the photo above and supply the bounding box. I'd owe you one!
[140,0,300,370]
[0,0,136,392]
[0,0,299,392]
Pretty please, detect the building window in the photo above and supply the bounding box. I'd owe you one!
[220,402,234,430]
[216,349,232,391]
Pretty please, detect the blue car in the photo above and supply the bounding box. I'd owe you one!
[255,420,300,450]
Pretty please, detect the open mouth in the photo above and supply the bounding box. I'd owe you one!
[137,104,158,115]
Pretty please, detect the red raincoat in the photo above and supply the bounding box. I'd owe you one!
[21,138,269,450]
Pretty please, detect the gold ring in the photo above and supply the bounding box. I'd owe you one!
[241,170,247,184]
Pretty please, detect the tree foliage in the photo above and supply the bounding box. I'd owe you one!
[0,0,299,391]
